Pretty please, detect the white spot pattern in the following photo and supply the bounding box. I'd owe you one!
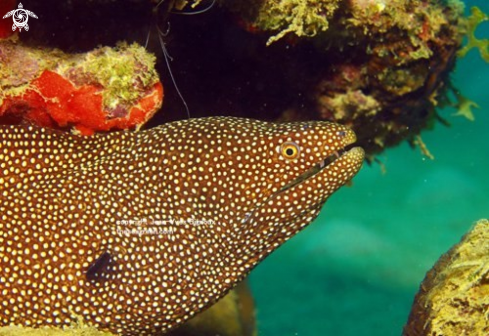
[0,117,364,335]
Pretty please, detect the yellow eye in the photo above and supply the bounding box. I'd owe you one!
[280,142,300,160]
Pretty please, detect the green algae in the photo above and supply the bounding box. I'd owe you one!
[449,6,488,122]
[349,0,465,64]
[260,0,340,45]
[226,0,341,45]
[458,7,489,62]
[58,42,159,110]
[452,91,479,121]
[0,39,159,114]
[0,36,63,106]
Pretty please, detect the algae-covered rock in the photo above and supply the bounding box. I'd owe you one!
[226,0,341,45]
[0,38,162,135]
[213,0,474,156]
[403,219,489,336]
[11,0,487,156]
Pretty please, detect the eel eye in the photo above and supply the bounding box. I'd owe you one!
[280,142,300,160]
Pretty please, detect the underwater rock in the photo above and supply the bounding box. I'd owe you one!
[164,0,476,156]
[6,0,486,156]
[225,0,466,155]
[403,219,489,336]
[0,38,162,135]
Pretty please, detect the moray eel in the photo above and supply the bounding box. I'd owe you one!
[0,117,364,335]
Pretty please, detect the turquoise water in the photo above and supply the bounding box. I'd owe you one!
[250,1,489,335]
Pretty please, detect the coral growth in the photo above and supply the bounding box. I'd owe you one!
[6,0,483,156]
[403,219,489,336]
[266,0,466,156]
[227,0,341,45]
[0,38,162,135]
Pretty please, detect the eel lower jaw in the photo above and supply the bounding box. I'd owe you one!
[278,143,359,193]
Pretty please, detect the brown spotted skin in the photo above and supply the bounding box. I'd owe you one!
[0,117,364,335]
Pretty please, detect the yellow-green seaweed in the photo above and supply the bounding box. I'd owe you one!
[452,91,479,121]
[226,0,341,45]
[0,39,159,112]
[458,7,489,62]
[57,42,159,110]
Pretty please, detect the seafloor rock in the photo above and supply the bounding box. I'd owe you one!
[0,282,256,336]
[225,0,342,45]
[403,219,488,336]
[6,0,486,156]
[224,0,468,155]
[0,37,162,135]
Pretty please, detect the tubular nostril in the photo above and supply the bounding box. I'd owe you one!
[338,130,346,137]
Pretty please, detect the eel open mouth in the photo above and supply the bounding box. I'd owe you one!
[278,143,358,193]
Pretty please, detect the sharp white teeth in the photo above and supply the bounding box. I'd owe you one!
[334,151,340,158]
[319,160,326,169]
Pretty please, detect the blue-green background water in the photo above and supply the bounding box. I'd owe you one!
[250,1,489,335]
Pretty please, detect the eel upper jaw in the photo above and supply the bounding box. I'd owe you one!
[239,142,362,225]
[278,143,358,193]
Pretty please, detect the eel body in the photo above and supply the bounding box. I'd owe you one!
[0,117,364,335]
